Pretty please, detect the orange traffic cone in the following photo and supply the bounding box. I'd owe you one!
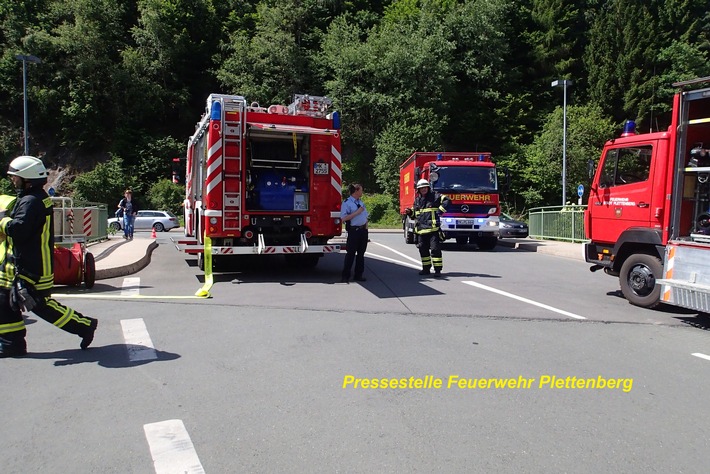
[151,227,157,239]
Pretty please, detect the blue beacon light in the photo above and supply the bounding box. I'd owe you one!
[437,153,443,161]
[210,101,221,120]
[621,120,636,137]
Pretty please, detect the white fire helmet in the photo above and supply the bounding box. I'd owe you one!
[7,155,48,181]
[416,179,430,189]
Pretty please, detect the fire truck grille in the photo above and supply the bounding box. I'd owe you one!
[448,204,491,215]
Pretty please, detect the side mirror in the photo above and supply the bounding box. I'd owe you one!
[587,159,596,181]
[414,167,421,183]
[430,171,439,183]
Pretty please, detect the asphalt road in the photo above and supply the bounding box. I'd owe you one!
[5,232,710,473]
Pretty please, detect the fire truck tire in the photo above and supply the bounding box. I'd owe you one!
[83,252,96,289]
[619,253,662,308]
[456,237,468,245]
[197,252,204,271]
[477,237,498,251]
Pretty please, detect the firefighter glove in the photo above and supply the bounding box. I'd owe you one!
[11,280,37,312]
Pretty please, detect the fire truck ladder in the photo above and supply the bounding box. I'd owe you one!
[221,96,247,231]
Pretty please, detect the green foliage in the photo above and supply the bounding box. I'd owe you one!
[361,192,401,228]
[70,156,132,203]
[147,178,184,215]
[520,104,615,208]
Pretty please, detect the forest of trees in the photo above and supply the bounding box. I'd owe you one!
[1,0,709,214]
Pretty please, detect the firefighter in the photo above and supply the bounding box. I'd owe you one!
[0,156,97,358]
[407,179,450,276]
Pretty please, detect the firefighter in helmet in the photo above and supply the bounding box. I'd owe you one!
[406,178,450,276]
[0,156,97,357]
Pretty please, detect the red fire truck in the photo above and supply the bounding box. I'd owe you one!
[182,93,343,269]
[585,77,710,311]
[400,152,504,250]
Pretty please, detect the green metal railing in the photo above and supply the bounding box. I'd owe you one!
[528,205,588,242]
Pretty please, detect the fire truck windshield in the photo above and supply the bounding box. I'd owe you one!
[431,166,497,192]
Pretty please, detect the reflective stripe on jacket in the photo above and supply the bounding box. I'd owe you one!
[413,192,449,234]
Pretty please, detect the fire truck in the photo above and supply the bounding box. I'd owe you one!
[585,76,710,311]
[400,152,504,250]
[182,93,343,269]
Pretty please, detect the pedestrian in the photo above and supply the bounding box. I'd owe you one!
[118,189,139,240]
[340,183,369,283]
[407,179,450,276]
[0,156,98,358]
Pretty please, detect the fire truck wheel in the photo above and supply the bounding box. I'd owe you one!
[477,237,498,251]
[84,252,96,289]
[619,253,662,308]
[197,253,205,271]
[456,237,468,245]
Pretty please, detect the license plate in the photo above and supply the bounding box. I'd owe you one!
[313,162,329,175]
[457,219,474,225]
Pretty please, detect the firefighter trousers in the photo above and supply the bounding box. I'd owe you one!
[417,232,443,271]
[31,292,97,337]
[0,288,27,352]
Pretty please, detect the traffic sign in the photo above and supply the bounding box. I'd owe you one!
[577,184,584,197]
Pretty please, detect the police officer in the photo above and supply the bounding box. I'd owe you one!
[0,156,97,357]
[340,183,369,283]
[408,179,450,276]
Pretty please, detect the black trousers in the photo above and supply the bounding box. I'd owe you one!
[0,287,95,346]
[418,232,443,271]
[342,228,368,279]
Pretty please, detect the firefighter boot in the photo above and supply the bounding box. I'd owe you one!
[419,267,431,275]
[80,318,98,350]
[0,335,27,358]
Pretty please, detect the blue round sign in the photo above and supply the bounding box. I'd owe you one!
[577,184,584,197]
[48,187,56,196]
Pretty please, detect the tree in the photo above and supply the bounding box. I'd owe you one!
[147,178,184,215]
[71,156,131,203]
[520,104,615,208]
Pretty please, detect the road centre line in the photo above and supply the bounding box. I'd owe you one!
[144,419,205,474]
[121,318,157,361]
[462,281,587,320]
[692,353,710,361]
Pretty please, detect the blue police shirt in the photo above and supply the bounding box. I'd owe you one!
[341,196,368,226]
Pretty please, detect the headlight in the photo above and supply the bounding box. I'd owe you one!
[210,217,218,225]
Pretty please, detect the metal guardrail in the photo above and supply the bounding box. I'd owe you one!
[528,205,588,243]
[52,197,109,245]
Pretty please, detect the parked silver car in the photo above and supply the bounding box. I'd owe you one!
[108,210,179,232]
[499,212,529,238]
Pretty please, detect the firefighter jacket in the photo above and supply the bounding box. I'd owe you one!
[0,186,54,292]
[413,191,449,234]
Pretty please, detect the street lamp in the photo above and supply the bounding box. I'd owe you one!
[15,54,42,155]
[551,79,573,206]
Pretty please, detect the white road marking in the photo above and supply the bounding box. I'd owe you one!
[121,277,141,297]
[462,281,587,320]
[144,419,205,474]
[365,252,421,269]
[365,242,422,268]
[691,352,710,361]
[121,318,157,361]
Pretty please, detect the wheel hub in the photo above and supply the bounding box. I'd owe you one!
[628,265,655,296]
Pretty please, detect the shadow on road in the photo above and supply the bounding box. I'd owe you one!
[22,344,181,368]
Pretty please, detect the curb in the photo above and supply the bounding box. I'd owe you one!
[95,241,159,280]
